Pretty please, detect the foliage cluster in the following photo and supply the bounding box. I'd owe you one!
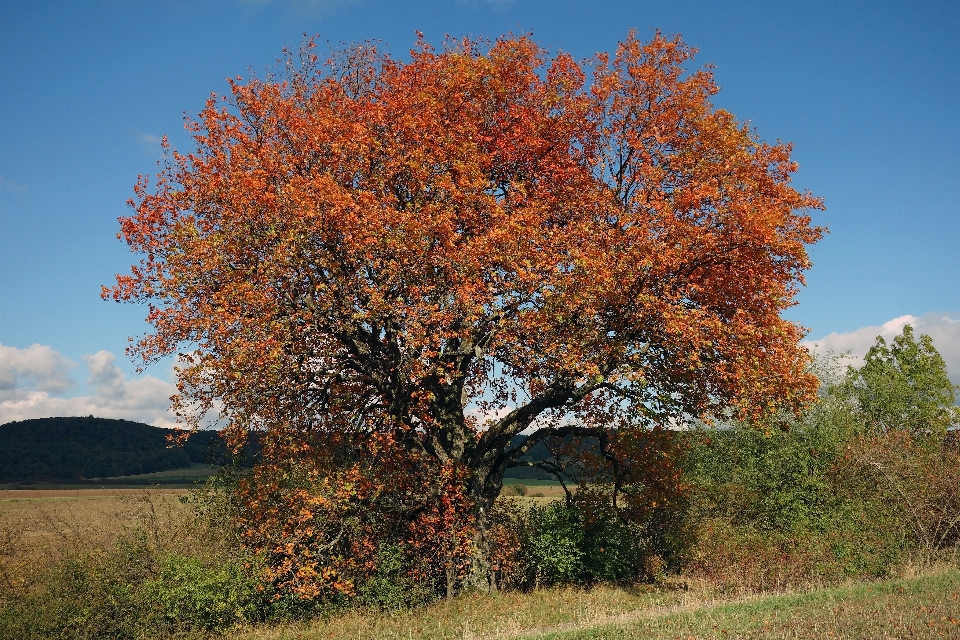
[106,30,824,599]
[846,324,960,436]
[682,332,960,593]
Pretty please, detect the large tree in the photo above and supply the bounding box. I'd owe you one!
[106,32,823,586]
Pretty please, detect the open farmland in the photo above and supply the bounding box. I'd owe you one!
[0,489,189,561]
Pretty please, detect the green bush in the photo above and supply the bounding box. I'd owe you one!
[355,544,434,611]
[678,346,953,590]
[0,489,277,640]
[0,544,270,640]
[527,501,585,585]
[685,424,843,534]
[140,553,264,632]
[524,497,645,587]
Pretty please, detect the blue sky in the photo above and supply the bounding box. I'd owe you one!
[1,0,958,426]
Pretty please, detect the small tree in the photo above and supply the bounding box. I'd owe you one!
[847,325,959,436]
[106,32,823,592]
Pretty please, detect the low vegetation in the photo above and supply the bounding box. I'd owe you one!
[1,490,958,639]
[2,327,958,638]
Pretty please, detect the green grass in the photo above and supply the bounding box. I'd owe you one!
[0,463,217,489]
[502,479,566,488]
[98,462,215,481]
[101,462,214,480]
[539,568,960,639]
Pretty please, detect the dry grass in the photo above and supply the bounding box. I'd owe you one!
[227,568,960,640]
[228,581,691,640]
[0,489,189,565]
[500,480,571,503]
[537,567,960,639]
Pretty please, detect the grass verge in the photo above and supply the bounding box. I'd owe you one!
[537,567,960,639]
[228,568,959,640]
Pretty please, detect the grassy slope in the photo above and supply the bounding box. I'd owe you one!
[542,569,960,639]
[231,568,960,640]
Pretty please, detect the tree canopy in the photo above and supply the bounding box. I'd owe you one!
[847,325,959,436]
[106,31,823,591]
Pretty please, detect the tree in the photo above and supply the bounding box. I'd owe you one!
[847,325,959,436]
[105,32,823,590]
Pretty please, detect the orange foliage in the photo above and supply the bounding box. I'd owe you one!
[106,31,823,595]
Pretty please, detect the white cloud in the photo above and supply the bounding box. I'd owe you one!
[466,404,515,431]
[0,343,77,398]
[0,345,180,429]
[803,312,960,384]
[133,132,165,158]
[134,132,163,146]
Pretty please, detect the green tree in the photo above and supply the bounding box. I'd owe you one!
[848,325,959,436]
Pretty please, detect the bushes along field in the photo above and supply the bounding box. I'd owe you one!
[2,328,959,637]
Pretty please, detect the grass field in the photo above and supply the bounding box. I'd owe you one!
[227,568,960,640]
[99,462,215,481]
[0,488,188,560]
[536,569,960,639]
[0,462,217,490]
[2,469,563,492]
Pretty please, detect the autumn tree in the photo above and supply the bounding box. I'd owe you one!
[106,32,823,588]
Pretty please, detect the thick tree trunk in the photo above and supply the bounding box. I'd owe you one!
[469,505,494,591]
[464,465,504,592]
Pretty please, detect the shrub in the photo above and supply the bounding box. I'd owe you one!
[684,423,844,535]
[680,385,953,591]
[527,500,586,586]
[488,497,531,590]
[355,544,434,611]
[837,431,960,560]
[140,553,265,632]
[518,495,647,587]
[0,492,272,639]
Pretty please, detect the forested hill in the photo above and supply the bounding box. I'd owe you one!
[0,416,562,483]
[0,417,230,482]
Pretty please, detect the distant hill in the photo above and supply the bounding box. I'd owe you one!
[503,434,565,480]
[0,417,232,483]
[0,416,564,483]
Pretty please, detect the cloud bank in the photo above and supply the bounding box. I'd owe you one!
[802,312,960,384]
[0,344,179,428]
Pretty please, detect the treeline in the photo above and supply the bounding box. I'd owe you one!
[0,416,550,485]
[0,417,234,482]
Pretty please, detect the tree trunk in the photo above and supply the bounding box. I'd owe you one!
[464,465,504,592]
[468,503,494,591]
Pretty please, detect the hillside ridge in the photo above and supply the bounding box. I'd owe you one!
[0,416,228,482]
